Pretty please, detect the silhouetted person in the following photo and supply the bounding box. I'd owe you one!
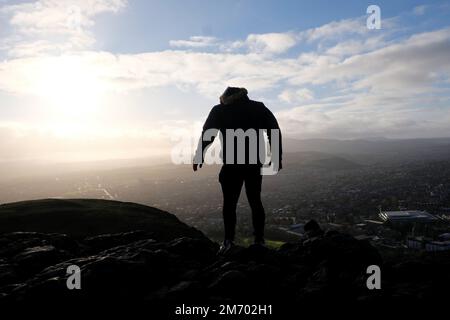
[193,87,282,254]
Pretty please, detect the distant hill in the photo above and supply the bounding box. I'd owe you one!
[0,198,204,240]
[284,151,363,170]
[284,137,450,164]
[284,137,450,153]
[305,156,363,170]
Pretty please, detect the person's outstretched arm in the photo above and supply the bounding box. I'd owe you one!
[264,105,283,170]
[193,106,220,171]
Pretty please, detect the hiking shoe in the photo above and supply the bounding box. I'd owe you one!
[217,240,235,255]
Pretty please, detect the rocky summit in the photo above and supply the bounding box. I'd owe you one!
[0,199,448,316]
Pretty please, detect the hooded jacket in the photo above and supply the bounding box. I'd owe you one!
[195,87,282,168]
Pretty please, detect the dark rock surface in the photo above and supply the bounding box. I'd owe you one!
[0,199,448,316]
[0,198,205,240]
[0,230,448,315]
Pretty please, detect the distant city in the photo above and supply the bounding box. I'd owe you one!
[1,138,450,251]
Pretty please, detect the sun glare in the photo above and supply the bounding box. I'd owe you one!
[35,55,105,136]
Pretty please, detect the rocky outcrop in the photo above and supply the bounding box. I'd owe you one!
[0,229,447,315]
[0,199,448,315]
[0,199,205,240]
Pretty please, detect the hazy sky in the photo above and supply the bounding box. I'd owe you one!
[1,0,450,161]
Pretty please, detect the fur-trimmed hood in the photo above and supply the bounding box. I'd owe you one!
[220,87,248,105]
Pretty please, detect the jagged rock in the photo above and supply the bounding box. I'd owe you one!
[164,280,203,301]
[83,230,155,253]
[208,270,250,298]
[0,199,208,241]
[13,245,70,276]
[165,237,218,263]
[0,232,80,258]
[0,263,17,286]
[0,199,448,312]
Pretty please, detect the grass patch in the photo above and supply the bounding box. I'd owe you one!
[236,237,285,249]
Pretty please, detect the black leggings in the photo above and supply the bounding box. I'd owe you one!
[219,165,265,242]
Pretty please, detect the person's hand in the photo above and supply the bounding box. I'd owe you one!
[193,163,203,171]
[267,161,282,172]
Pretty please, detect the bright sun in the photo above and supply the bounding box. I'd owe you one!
[35,55,105,136]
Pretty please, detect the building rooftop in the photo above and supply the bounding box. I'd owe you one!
[379,210,438,223]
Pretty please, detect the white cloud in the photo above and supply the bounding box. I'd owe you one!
[289,28,450,93]
[276,93,450,139]
[325,36,386,57]
[170,32,298,55]
[0,50,301,99]
[279,88,314,103]
[0,0,127,57]
[1,2,450,144]
[1,26,449,116]
[300,17,368,42]
[169,36,218,48]
[167,17,389,57]
[274,26,450,139]
[243,32,298,54]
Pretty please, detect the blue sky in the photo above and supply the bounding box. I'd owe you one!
[0,0,450,161]
[90,0,450,53]
[90,1,431,50]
